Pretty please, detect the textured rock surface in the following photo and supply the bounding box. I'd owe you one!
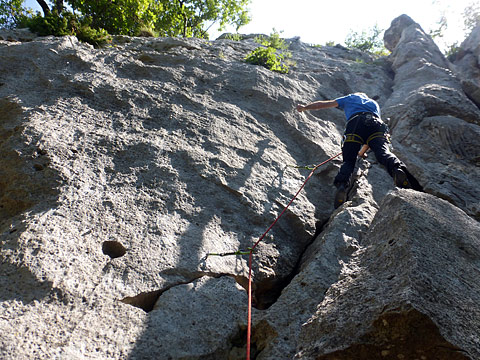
[295,191,480,359]
[383,14,416,52]
[383,15,480,220]
[451,24,480,107]
[0,15,479,360]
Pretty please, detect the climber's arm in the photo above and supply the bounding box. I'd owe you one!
[358,144,369,158]
[296,100,338,112]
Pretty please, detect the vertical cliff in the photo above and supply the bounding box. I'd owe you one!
[1,14,479,360]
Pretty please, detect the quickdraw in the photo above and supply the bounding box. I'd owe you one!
[287,164,316,170]
[207,248,252,257]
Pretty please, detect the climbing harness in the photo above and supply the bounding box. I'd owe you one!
[342,112,363,147]
[343,133,364,145]
[343,113,391,147]
[209,152,341,360]
[366,131,390,145]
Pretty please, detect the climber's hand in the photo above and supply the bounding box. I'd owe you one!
[358,144,369,159]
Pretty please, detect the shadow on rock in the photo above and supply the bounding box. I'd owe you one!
[0,97,62,303]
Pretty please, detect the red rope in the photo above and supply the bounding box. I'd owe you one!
[245,152,342,359]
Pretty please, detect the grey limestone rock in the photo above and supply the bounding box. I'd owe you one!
[0,13,479,360]
[295,190,480,359]
[451,23,480,107]
[381,14,480,220]
[383,14,416,52]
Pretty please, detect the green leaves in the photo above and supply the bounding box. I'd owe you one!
[0,0,30,28]
[18,10,112,46]
[71,0,161,36]
[69,0,250,39]
[24,11,73,36]
[154,0,251,39]
[245,46,289,74]
[245,30,291,74]
[344,24,389,56]
[462,1,480,33]
[2,0,251,42]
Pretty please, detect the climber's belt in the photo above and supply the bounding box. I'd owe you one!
[343,133,364,145]
[343,112,391,146]
[367,131,390,144]
[348,112,378,122]
[343,131,390,146]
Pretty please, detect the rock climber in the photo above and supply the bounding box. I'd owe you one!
[296,92,410,208]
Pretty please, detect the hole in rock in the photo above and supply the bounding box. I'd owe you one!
[121,276,205,313]
[233,270,290,310]
[247,218,331,310]
[121,289,162,312]
[229,320,276,360]
[229,325,259,359]
[102,241,127,259]
[252,280,286,310]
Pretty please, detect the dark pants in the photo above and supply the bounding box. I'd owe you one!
[334,113,405,186]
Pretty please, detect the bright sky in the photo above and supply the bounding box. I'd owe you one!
[210,0,474,50]
[24,0,473,50]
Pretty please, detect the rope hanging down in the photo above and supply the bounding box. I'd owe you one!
[209,152,342,360]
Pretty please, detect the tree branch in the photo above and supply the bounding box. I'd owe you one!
[55,0,64,13]
[36,0,51,16]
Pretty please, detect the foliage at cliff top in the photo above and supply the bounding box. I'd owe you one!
[344,24,390,56]
[0,0,251,44]
[245,30,292,74]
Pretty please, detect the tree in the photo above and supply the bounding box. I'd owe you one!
[1,0,250,39]
[463,1,480,33]
[154,0,251,38]
[429,15,447,40]
[0,0,27,28]
[344,24,389,56]
[71,0,161,35]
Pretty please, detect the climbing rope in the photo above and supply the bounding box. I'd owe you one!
[209,152,342,359]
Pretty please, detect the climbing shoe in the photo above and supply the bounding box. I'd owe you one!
[393,168,410,188]
[334,183,348,209]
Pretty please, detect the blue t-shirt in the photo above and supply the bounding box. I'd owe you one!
[335,93,380,122]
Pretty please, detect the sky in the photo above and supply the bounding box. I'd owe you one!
[24,0,474,51]
[208,0,474,50]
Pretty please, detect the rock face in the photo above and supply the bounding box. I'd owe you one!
[451,23,480,108]
[382,15,480,220]
[296,190,480,360]
[1,15,479,360]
